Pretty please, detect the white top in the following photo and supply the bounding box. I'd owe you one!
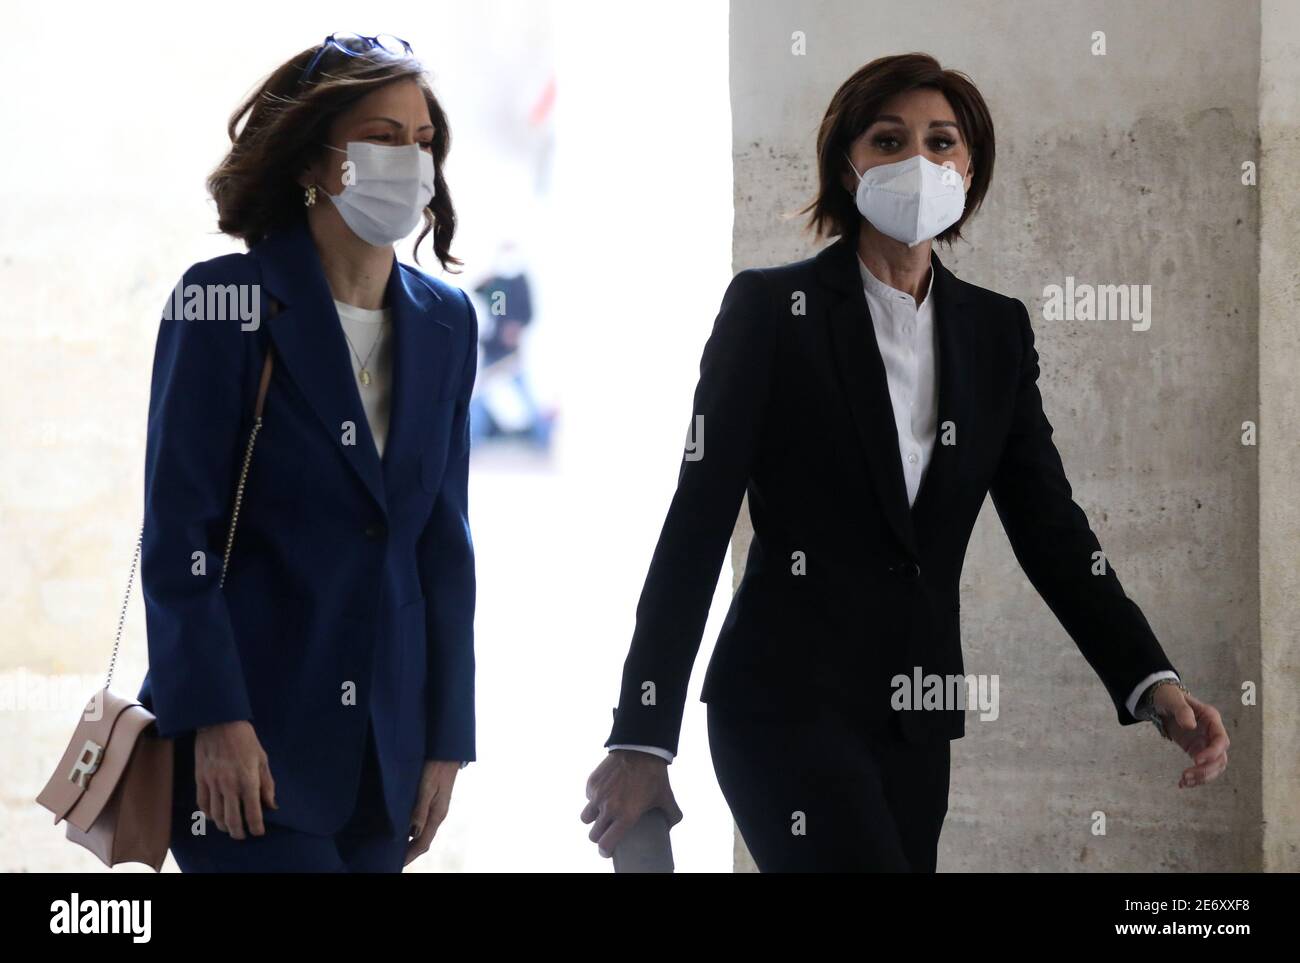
[334,299,393,457]
[608,259,1176,763]
[858,254,938,507]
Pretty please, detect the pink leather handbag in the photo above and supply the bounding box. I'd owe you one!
[37,331,277,870]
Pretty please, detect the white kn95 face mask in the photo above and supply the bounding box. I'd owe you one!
[846,152,968,247]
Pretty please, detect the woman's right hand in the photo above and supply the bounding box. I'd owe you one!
[193,720,277,839]
[581,750,683,858]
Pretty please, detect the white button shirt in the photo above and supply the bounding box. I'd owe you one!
[858,254,938,507]
[608,257,1175,762]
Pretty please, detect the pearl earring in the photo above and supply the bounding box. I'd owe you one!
[304,185,317,207]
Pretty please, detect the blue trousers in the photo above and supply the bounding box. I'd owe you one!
[168,720,410,873]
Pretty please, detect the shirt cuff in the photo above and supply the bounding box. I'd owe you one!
[1126,670,1182,719]
[607,743,675,764]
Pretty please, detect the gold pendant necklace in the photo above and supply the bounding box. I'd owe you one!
[341,320,386,387]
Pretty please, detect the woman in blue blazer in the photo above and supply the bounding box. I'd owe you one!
[137,34,478,872]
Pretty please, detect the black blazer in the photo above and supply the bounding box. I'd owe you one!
[606,235,1177,754]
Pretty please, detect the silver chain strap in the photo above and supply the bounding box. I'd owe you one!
[105,409,266,689]
[106,525,144,690]
[220,414,263,589]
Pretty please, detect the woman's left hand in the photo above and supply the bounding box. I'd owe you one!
[404,760,460,866]
[1154,688,1230,788]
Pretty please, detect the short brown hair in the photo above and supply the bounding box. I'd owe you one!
[802,52,995,245]
[207,40,460,270]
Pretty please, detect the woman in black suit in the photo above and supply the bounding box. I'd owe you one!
[582,53,1229,872]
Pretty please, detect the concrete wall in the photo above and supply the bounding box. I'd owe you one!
[1259,0,1300,872]
[728,0,1275,871]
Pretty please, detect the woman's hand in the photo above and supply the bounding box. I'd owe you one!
[581,750,683,858]
[404,760,460,867]
[1154,688,1230,788]
[193,720,277,839]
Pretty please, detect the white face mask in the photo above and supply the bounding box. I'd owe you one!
[846,152,968,247]
[322,141,436,246]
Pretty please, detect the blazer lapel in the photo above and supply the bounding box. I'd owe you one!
[252,216,387,513]
[819,237,919,558]
[381,259,453,487]
[911,250,973,523]
[818,239,975,559]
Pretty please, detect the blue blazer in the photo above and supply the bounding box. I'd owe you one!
[137,214,478,836]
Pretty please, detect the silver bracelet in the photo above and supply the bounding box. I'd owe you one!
[1137,679,1190,740]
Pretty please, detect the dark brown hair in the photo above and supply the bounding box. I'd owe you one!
[802,52,995,245]
[207,41,460,270]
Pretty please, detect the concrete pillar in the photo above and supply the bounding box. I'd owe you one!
[1259,0,1300,872]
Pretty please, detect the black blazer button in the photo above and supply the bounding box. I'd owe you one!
[364,522,386,540]
[890,560,921,579]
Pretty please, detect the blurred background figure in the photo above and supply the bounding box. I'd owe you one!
[470,240,556,452]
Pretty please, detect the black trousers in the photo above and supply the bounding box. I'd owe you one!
[707,700,951,872]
